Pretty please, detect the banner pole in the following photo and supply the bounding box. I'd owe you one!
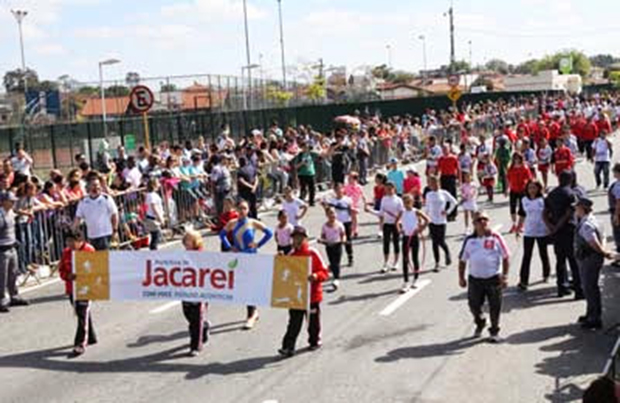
[143,112,151,150]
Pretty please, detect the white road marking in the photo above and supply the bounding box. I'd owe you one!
[149,301,180,314]
[20,278,62,294]
[379,279,432,316]
[603,334,620,374]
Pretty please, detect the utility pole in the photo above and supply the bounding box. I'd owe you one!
[386,44,392,69]
[468,40,473,70]
[11,10,28,94]
[277,0,287,88]
[448,3,456,72]
[242,0,253,108]
[317,58,325,79]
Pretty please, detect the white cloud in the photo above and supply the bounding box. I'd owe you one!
[34,43,66,55]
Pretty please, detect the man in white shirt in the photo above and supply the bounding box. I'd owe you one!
[458,212,510,342]
[74,177,119,251]
[592,131,613,189]
[424,175,458,271]
[11,147,33,177]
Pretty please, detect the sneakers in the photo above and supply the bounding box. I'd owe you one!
[69,346,85,358]
[332,279,340,291]
[188,349,200,357]
[380,265,389,274]
[508,224,517,234]
[278,348,295,358]
[433,263,440,273]
[474,320,487,338]
[390,263,398,272]
[0,305,9,313]
[400,282,411,293]
[517,283,528,292]
[376,232,383,239]
[244,314,260,330]
[488,334,502,343]
[202,321,211,345]
[308,343,322,351]
[577,315,588,323]
[581,321,603,330]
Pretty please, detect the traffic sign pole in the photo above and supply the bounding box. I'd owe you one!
[142,112,151,151]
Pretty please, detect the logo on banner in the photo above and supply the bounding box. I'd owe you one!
[271,256,309,310]
[75,251,110,300]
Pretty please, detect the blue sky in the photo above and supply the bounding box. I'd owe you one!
[0,0,619,86]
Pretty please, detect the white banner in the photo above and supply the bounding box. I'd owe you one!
[73,251,311,310]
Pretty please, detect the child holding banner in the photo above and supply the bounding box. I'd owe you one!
[279,226,330,358]
[182,230,210,357]
[58,229,97,358]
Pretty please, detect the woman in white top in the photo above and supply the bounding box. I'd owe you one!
[378,182,404,273]
[399,194,430,292]
[145,178,165,250]
[517,180,551,290]
[592,131,613,189]
[319,207,347,291]
[321,182,355,266]
[424,175,458,271]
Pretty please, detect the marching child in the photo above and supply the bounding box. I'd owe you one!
[481,154,498,202]
[58,229,97,358]
[537,137,553,190]
[343,172,366,238]
[399,194,430,293]
[275,210,294,255]
[182,230,210,357]
[278,226,329,358]
[319,207,346,291]
[460,171,478,233]
[370,173,388,238]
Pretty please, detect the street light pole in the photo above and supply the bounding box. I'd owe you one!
[242,0,253,108]
[11,10,28,94]
[386,44,392,69]
[277,0,287,89]
[418,35,427,78]
[98,58,121,137]
[468,40,473,69]
[241,64,260,110]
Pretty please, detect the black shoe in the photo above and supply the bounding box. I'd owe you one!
[580,321,603,330]
[445,258,452,267]
[557,288,572,298]
[348,258,354,267]
[611,261,620,268]
[474,320,487,338]
[577,315,588,323]
[278,348,295,358]
[517,283,528,292]
[0,305,9,313]
[68,346,85,359]
[9,298,29,307]
[308,343,322,351]
[574,293,585,301]
[202,321,211,345]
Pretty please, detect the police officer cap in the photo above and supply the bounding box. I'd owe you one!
[574,197,593,209]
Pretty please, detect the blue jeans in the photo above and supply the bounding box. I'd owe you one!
[594,161,610,188]
[16,222,33,275]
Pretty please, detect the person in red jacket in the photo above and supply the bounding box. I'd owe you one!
[58,229,97,358]
[582,117,599,160]
[506,153,532,233]
[437,145,460,221]
[596,113,612,136]
[548,116,562,146]
[553,140,575,177]
[279,225,329,357]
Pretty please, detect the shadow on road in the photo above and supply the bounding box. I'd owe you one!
[375,336,484,362]
[0,344,279,380]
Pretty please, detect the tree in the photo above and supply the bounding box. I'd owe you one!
[471,76,494,91]
[77,86,99,96]
[3,68,39,93]
[36,80,59,92]
[610,71,620,88]
[160,83,177,92]
[371,64,391,81]
[105,85,130,97]
[265,85,293,107]
[306,76,326,102]
[125,72,140,87]
[450,60,471,73]
[485,59,510,74]
[389,70,415,84]
[536,50,591,78]
[513,59,539,75]
[589,54,618,69]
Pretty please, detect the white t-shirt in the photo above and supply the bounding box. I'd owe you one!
[145,191,164,219]
[75,194,119,239]
[592,138,611,162]
[401,209,420,236]
[459,231,510,279]
[424,190,457,225]
[11,156,32,176]
[323,196,353,224]
[125,167,143,189]
[282,198,306,226]
[380,195,404,225]
[521,197,549,238]
[275,223,294,247]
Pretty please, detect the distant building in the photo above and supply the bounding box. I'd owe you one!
[377,83,432,99]
[504,70,582,93]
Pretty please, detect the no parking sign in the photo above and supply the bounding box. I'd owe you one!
[129,85,154,114]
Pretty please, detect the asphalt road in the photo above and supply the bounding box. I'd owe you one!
[1,143,619,403]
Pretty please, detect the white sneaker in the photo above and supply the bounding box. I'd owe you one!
[390,263,398,272]
[400,282,411,293]
[377,232,383,239]
[332,279,340,290]
[488,334,502,344]
[380,265,389,274]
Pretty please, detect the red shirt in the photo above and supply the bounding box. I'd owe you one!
[554,145,574,175]
[597,118,612,135]
[582,122,599,141]
[507,165,532,193]
[437,155,460,177]
[571,118,586,139]
[59,243,96,296]
[504,128,517,143]
[403,176,422,196]
[291,244,330,304]
[548,121,562,140]
[374,185,385,203]
[517,123,531,137]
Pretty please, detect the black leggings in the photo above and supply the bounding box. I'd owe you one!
[509,191,524,216]
[402,235,420,283]
[520,236,551,286]
[325,243,343,279]
[429,223,451,265]
[383,223,400,256]
[343,222,353,260]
